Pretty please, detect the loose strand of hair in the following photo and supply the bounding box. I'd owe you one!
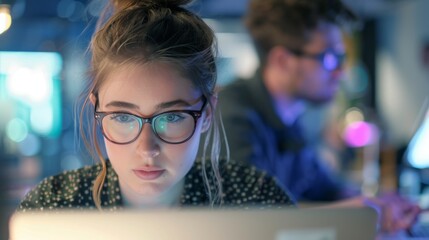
[201,127,213,205]
[201,100,225,207]
[92,123,107,210]
[210,116,223,205]
[78,94,107,210]
[77,95,98,166]
[96,0,115,32]
[212,110,230,205]
[217,110,230,163]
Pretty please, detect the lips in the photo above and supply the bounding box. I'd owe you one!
[133,168,165,181]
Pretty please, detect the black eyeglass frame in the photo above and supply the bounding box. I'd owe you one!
[286,47,346,71]
[94,97,207,145]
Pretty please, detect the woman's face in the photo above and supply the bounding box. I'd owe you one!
[95,62,209,204]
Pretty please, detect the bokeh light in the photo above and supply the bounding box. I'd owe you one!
[6,67,52,103]
[61,154,82,171]
[343,121,378,148]
[1,51,63,137]
[344,107,364,126]
[6,118,28,143]
[30,104,54,136]
[18,134,41,157]
[342,64,369,98]
[0,5,12,34]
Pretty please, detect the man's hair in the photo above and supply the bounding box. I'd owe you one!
[245,0,357,64]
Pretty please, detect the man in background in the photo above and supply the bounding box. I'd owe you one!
[218,0,420,233]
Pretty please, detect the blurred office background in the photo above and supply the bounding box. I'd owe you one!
[1,0,429,239]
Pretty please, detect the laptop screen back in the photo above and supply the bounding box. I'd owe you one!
[9,207,377,240]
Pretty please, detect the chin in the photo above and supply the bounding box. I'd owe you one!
[133,182,168,197]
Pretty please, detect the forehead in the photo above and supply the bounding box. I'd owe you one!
[97,62,201,108]
[303,22,344,52]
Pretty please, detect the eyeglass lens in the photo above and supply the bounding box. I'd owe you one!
[101,112,196,144]
[322,52,345,71]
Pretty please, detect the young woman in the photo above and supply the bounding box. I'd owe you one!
[18,0,294,211]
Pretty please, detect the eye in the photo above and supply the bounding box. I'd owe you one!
[109,113,136,123]
[161,113,186,123]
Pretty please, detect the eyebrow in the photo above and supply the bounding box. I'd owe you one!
[104,99,197,111]
[105,101,140,109]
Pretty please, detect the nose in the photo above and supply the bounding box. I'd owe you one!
[136,124,160,160]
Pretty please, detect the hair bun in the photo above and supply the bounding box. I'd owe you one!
[113,0,192,11]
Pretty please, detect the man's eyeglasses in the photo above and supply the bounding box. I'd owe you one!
[94,97,207,144]
[287,48,346,71]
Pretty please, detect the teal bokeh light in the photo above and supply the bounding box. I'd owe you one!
[0,51,62,137]
[6,118,28,142]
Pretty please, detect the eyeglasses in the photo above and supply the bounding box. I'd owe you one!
[94,97,207,144]
[288,48,346,71]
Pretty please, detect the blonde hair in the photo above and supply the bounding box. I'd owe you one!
[78,0,225,209]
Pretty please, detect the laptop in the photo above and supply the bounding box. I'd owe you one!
[9,207,377,240]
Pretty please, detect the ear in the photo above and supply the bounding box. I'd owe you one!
[89,93,97,106]
[201,95,217,133]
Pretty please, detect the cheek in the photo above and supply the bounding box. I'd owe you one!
[170,134,200,161]
[299,68,327,91]
[167,124,203,166]
[295,69,313,93]
[104,139,131,161]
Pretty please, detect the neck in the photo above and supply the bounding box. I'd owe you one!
[272,93,306,125]
[263,68,306,125]
[120,179,184,209]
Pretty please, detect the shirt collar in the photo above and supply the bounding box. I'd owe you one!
[248,69,292,131]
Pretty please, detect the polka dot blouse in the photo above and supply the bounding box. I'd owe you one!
[18,159,294,211]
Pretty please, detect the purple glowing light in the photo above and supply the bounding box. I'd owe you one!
[343,121,378,147]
